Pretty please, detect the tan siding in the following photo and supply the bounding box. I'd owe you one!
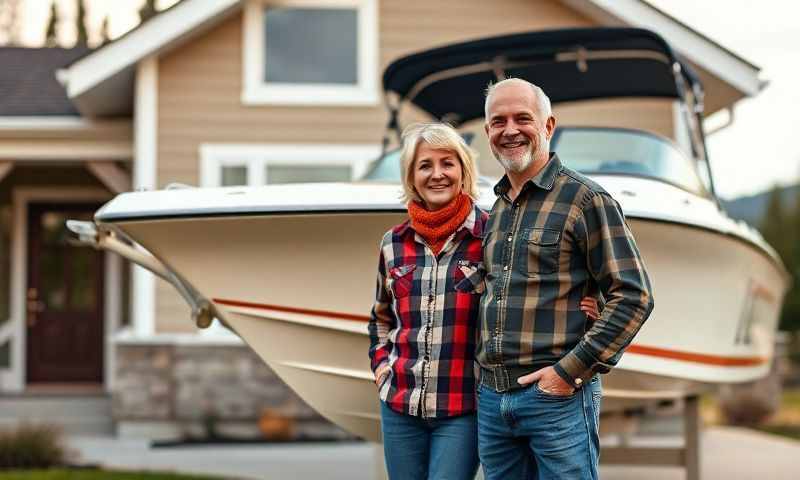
[555,98,676,137]
[157,0,595,184]
[154,1,599,329]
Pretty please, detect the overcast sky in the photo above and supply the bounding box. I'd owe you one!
[13,0,800,200]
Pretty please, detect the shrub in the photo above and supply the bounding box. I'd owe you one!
[0,424,69,469]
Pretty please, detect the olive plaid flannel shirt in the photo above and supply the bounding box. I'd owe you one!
[477,153,654,392]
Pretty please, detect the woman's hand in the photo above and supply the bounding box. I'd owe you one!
[374,364,391,386]
[580,296,600,321]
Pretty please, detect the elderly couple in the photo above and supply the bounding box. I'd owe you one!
[368,78,654,480]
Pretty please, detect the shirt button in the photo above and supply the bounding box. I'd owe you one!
[503,265,509,271]
[575,378,583,386]
[507,236,512,242]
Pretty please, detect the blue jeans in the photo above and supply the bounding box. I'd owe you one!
[380,401,479,480]
[477,376,602,480]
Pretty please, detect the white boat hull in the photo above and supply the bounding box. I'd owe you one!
[108,199,787,442]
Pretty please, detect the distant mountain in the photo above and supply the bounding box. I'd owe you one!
[721,184,800,229]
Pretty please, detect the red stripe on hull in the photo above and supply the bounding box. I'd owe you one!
[214,298,769,367]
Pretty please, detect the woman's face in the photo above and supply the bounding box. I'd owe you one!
[412,142,463,211]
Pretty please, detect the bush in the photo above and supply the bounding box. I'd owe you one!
[0,424,69,469]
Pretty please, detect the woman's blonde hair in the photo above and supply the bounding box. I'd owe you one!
[399,122,480,204]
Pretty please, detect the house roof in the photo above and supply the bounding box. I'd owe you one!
[0,47,90,116]
[63,0,763,118]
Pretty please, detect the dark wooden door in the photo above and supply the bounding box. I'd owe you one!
[26,203,104,384]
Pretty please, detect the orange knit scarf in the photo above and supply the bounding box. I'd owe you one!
[408,193,472,255]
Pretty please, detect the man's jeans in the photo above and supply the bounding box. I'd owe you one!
[380,401,479,480]
[477,375,602,480]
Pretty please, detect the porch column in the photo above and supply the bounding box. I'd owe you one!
[132,57,158,337]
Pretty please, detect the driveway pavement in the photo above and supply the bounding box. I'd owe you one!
[68,426,798,480]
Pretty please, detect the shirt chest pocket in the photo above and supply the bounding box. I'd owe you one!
[520,227,561,275]
[388,264,416,298]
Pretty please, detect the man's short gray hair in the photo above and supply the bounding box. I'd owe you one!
[484,78,552,120]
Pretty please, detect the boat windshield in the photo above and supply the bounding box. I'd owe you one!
[361,149,402,182]
[552,127,708,196]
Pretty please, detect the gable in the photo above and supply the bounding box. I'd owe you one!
[63,0,761,118]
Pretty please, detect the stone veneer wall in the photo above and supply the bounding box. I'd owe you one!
[114,343,354,441]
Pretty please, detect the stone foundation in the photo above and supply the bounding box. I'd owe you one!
[114,343,354,441]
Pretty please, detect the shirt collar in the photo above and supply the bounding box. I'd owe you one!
[493,152,562,196]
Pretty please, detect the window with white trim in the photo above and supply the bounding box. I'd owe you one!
[242,0,378,106]
[199,144,381,187]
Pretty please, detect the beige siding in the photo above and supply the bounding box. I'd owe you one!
[157,0,595,184]
[154,0,598,330]
[152,1,690,331]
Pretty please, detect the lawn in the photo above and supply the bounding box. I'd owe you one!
[0,470,228,480]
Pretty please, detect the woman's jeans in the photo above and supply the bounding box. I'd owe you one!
[477,375,602,480]
[380,401,479,480]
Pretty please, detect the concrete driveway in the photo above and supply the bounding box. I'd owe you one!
[68,426,798,480]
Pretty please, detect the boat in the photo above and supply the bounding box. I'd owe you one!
[70,28,790,442]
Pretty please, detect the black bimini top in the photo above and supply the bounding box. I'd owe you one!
[382,27,700,125]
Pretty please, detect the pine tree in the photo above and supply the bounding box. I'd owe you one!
[784,186,800,333]
[139,0,158,24]
[99,16,110,46]
[760,185,790,263]
[45,1,58,47]
[762,185,800,332]
[75,0,88,47]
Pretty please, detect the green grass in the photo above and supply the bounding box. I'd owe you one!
[781,388,800,409]
[757,425,800,441]
[0,470,228,480]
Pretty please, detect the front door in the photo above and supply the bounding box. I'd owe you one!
[26,203,104,384]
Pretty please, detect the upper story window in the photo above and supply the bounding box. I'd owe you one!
[242,0,378,106]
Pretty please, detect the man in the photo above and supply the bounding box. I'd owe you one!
[476,78,654,479]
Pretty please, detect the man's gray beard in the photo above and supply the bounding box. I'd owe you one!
[495,148,533,173]
[494,132,548,173]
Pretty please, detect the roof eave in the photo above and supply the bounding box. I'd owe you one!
[64,0,242,117]
[563,0,763,97]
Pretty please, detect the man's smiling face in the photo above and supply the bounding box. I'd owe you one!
[484,82,551,174]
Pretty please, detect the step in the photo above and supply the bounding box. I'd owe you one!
[0,393,114,435]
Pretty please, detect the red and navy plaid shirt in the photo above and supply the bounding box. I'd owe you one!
[369,204,488,418]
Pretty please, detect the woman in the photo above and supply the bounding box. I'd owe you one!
[368,123,598,480]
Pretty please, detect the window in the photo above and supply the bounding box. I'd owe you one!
[242,0,378,106]
[200,144,381,187]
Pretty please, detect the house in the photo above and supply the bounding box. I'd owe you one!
[0,0,762,439]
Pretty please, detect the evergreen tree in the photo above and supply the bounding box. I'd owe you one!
[761,185,800,332]
[784,187,800,332]
[139,0,158,23]
[99,16,110,46]
[45,1,58,47]
[760,185,791,263]
[75,0,88,47]
[760,185,800,331]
